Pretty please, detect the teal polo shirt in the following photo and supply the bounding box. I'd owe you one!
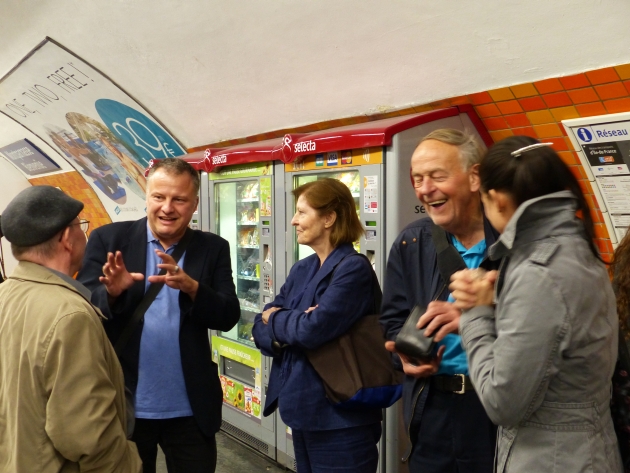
[435,236,487,376]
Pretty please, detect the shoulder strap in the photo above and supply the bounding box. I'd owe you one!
[330,253,382,313]
[431,223,468,289]
[114,228,195,356]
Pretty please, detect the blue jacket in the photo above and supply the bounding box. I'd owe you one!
[252,243,382,430]
[379,217,499,434]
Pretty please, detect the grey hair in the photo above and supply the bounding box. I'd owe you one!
[12,234,61,260]
[420,128,485,170]
[147,158,200,194]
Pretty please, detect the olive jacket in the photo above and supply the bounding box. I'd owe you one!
[0,262,142,473]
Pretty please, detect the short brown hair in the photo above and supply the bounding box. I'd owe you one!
[293,178,364,247]
[147,158,200,194]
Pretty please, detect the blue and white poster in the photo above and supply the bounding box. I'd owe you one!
[0,138,60,176]
[0,38,186,220]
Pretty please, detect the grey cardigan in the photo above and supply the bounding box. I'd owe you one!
[460,191,622,473]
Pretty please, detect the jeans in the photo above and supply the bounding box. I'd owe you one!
[408,386,496,473]
[132,416,217,473]
[292,422,381,473]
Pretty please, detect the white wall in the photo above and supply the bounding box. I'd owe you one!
[1,0,630,150]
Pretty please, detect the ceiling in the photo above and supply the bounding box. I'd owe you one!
[2,0,630,151]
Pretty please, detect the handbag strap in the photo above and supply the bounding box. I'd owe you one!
[330,253,381,313]
[114,228,195,356]
[431,223,468,296]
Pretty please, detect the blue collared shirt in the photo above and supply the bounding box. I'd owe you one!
[135,223,193,419]
[436,236,487,376]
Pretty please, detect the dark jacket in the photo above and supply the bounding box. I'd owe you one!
[379,216,499,433]
[77,218,240,437]
[252,243,382,430]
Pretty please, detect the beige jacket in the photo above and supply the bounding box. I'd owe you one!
[0,261,142,473]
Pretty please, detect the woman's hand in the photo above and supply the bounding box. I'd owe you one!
[449,269,498,310]
[262,307,281,324]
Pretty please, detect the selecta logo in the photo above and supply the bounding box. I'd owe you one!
[212,154,227,165]
[294,140,316,153]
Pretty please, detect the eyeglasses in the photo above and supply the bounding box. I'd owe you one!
[69,219,90,234]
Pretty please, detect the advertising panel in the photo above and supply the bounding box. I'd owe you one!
[567,118,630,241]
[0,138,60,176]
[211,335,262,420]
[0,38,185,221]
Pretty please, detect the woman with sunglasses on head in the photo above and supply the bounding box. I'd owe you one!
[450,136,622,473]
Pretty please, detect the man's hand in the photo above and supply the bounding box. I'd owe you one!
[385,341,445,378]
[100,251,144,299]
[147,250,199,300]
[449,269,498,310]
[262,307,281,324]
[417,301,462,342]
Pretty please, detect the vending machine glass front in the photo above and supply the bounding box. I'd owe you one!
[215,179,261,346]
[292,171,360,261]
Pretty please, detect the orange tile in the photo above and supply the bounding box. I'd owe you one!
[512,126,537,138]
[542,91,572,108]
[586,67,620,85]
[526,110,554,125]
[534,123,563,138]
[558,151,578,166]
[576,102,607,117]
[496,100,523,115]
[564,136,576,151]
[567,87,600,104]
[550,106,580,122]
[510,83,539,98]
[489,129,514,142]
[534,78,564,94]
[595,82,628,100]
[559,74,591,90]
[468,91,494,105]
[548,137,569,152]
[518,96,547,111]
[596,238,613,256]
[585,194,600,211]
[579,180,594,195]
[589,209,602,225]
[448,95,471,105]
[594,223,610,239]
[569,164,587,180]
[482,116,509,131]
[504,113,530,128]
[475,103,501,118]
[624,81,630,95]
[604,97,630,114]
[488,87,515,102]
[616,64,630,80]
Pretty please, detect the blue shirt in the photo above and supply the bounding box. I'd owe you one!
[435,237,487,376]
[135,224,193,419]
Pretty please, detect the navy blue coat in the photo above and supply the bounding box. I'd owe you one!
[77,218,240,437]
[252,243,382,431]
[379,217,499,431]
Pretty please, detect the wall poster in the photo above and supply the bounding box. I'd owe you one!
[0,38,186,221]
[565,115,630,243]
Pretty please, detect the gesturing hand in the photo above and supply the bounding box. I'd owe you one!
[449,269,498,310]
[417,301,462,342]
[100,251,144,299]
[147,250,199,300]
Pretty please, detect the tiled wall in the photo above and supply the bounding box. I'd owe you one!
[28,171,111,235]
[190,63,630,260]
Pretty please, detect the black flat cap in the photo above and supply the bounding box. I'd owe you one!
[1,186,84,247]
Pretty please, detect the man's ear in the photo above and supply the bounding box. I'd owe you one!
[468,163,480,192]
[59,226,73,251]
[324,211,337,229]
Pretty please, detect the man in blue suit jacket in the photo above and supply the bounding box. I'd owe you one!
[78,158,240,473]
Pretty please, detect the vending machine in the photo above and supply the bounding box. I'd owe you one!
[277,104,491,473]
[184,105,490,473]
[183,139,287,461]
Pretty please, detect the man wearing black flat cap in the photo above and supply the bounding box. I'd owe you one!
[0,185,142,473]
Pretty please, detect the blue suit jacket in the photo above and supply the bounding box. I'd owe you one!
[252,243,382,431]
[77,218,240,437]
